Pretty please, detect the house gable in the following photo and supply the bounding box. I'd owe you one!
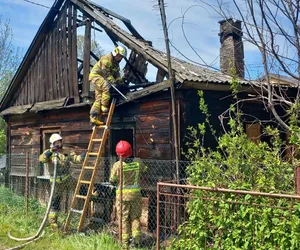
[2,0,79,109]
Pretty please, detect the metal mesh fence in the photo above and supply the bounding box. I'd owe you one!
[157,182,300,250]
[2,153,300,249]
[0,153,189,249]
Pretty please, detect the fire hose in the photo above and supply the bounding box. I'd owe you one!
[6,151,59,249]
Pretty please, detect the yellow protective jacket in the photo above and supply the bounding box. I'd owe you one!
[39,150,83,182]
[110,158,147,201]
[89,52,122,85]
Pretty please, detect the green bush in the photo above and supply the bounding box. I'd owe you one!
[171,88,299,249]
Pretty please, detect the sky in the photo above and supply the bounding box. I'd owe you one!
[0,0,264,80]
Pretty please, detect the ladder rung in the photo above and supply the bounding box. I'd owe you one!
[92,139,102,142]
[94,125,108,129]
[80,180,91,184]
[88,152,98,156]
[70,208,83,214]
[76,195,87,199]
[84,166,95,170]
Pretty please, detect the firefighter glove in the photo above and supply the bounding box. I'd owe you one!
[44,149,53,159]
[80,151,87,160]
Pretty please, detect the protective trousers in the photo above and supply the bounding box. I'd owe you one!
[48,181,70,228]
[90,77,110,115]
[116,195,142,248]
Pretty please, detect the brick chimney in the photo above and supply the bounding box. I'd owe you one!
[219,19,244,78]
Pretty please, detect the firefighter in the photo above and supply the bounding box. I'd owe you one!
[110,140,147,249]
[89,45,128,126]
[39,133,86,230]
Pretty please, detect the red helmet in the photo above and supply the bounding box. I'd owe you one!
[116,140,132,158]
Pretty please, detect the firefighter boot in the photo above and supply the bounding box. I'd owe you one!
[101,105,109,115]
[48,213,58,231]
[90,114,105,126]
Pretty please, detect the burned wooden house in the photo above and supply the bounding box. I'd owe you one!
[0,0,287,230]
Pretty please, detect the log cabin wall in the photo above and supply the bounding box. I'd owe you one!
[7,94,172,162]
[7,96,172,213]
[10,1,79,107]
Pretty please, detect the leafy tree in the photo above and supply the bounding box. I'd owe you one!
[0,17,23,155]
[0,17,22,97]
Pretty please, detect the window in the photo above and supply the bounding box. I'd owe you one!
[39,128,61,177]
[245,123,261,145]
[41,128,61,152]
[110,128,135,157]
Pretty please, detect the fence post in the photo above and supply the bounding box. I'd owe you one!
[25,152,29,216]
[119,156,123,245]
[156,182,160,250]
[295,166,300,195]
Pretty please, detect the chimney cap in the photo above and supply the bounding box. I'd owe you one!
[218,18,242,25]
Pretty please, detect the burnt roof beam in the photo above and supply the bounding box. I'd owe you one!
[86,0,145,41]
[70,0,183,82]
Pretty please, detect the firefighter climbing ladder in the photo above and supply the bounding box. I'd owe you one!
[64,98,116,233]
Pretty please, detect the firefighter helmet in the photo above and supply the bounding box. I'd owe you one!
[49,133,62,144]
[116,140,132,158]
[112,45,127,58]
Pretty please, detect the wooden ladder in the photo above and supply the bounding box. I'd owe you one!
[64,98,116,233]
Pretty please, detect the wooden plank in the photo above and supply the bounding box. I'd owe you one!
[57,12,64,98]
[37,50,41,102]
[82,16,91,99]
[136,132,169,144]
[9,108,89,126]
[67,3,73,100]
[28,67,32,104]
[11,127,38,136]
[62,133,91,144]
[137,144,171,160]
[11,134,41,146]
[44,34,50,101]
[23,76,27,105]
[118,80,171,105]
[60,122,93,132]
[26,68,30,104]
[54,24,59,99]
[156,67,167,83]
[47,31,53,100]
[35,45,42,103]
[135,115,170,129]
[62,4,70,97]
[139,100,170,113]
[72,4,79,103]
[41,40,46,102]
[29,59,34,104]
[18,74,27,105]
[35,43,44,103]
[30,97,67,112]
[32,57,37,103]
[52,28,58,100]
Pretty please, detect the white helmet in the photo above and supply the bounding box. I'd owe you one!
[112,45,127,58]
[49,133,62,144]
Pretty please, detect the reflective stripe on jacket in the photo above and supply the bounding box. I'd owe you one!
[110,158,147,200]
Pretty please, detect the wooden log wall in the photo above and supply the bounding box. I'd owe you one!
[117,97,172,160]
[8,97,172,174]
[12,2,79,107]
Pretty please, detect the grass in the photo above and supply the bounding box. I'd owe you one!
[0,185,121,250]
